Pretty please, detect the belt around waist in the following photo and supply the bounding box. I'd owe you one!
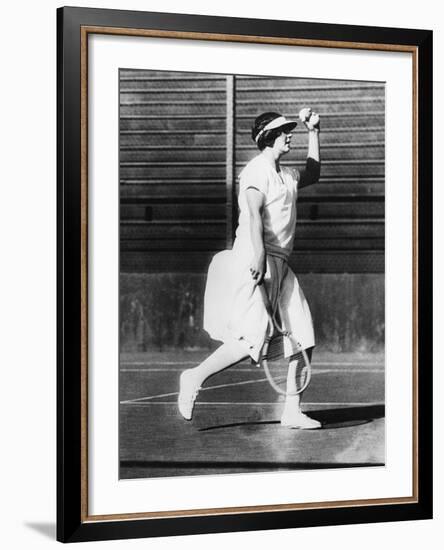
[264,242,290,261]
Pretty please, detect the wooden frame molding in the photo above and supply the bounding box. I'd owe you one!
[58,8,432,543]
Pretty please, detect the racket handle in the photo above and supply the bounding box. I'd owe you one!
[258,283,286,333]
[258,283,274,318]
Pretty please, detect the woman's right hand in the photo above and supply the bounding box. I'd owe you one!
[249,253,266,286]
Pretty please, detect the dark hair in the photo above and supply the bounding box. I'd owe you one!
[251,112,284,151]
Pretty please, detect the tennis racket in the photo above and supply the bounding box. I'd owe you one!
[258,283,312,396]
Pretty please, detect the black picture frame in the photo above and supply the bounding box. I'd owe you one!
[57,6,433,543]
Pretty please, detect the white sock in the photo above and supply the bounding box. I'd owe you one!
[283,360,302,410]
[286,359,298,394]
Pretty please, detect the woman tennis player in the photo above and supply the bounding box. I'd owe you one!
[178,108,321,429]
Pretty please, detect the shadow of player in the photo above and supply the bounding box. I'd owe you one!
[311,404,385,429]
[198,404,384,432]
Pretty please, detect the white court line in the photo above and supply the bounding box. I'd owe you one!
[120,368,384,374]
[121,361,384,368]
[120,376,273,404]
[121,401,384,407]
[120,368,384,405]
[121,368,261,373]
[121,361,197,366]
[120,370,385,405]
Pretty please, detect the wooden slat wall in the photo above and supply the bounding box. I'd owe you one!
[120,70,384,273]
[120,69,227,269]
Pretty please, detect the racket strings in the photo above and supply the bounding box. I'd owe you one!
[262,339,311,395]
[265,333,286,361]
[259,284,312,396]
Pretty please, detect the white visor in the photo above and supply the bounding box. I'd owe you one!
[254,116,297,143]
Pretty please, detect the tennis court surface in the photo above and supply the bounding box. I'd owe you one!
[120,350,384,479]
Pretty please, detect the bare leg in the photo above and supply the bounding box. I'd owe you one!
[178,338,248,420]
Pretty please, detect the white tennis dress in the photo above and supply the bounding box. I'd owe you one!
[204,154,315,361]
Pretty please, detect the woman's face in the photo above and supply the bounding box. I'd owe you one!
[273,129,293,156]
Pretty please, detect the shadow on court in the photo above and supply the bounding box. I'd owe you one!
[311,404,385,429]
[198,404,384,432]
[119,351,385,479]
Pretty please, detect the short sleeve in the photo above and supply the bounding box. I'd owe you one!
[239,159,269,197]
[284,167,300,192]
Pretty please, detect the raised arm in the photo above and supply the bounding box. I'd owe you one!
[298,110,321,189]
[246,187,266,285]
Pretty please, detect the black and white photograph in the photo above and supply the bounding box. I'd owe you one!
[118,69,385,480]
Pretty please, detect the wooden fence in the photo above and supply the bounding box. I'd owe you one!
[120,69,385,273]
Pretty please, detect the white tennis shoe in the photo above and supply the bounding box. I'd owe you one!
[280,400,321,429]
[178,369,201,421]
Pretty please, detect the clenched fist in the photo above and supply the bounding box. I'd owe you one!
[299,107,320,131]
